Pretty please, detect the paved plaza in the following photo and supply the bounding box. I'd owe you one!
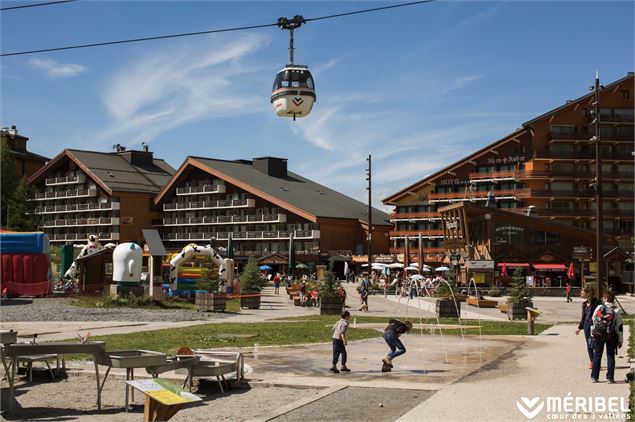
[1,286,633,421]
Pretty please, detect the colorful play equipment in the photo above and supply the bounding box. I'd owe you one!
[63,234,115,281]
[0,231,51,297]
[112,242,143,287]
[168,244,233,295]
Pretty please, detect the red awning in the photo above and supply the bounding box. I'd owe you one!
[497,263,530,267]
[532,264,567,271]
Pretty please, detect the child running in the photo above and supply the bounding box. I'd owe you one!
[330,311,351,373]
[382,319,413,372]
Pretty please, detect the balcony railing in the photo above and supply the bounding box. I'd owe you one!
[49,232,120,242]
[506,208,634,217]
[176,184,227,196]
[42,217,120,228]
[598,114,634,123]
[549,132,589,141]
[467,171,517,182]
[533,151,633,160]
[389,230,444,238]
[161,229,320,241]
[528,189,632,199]
[518,170,634,180]
[161,213,287,226]
[428,189,531,202]
[389,212,441,221]
[34,188,98,201]
[35,202,120,215]
[163,198,256,211]
[44,174,86,186]
[389,247,446,254]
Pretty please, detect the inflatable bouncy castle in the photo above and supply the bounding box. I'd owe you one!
[0,231,52,297]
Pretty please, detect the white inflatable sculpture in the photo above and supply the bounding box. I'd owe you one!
[168,243,232,287]
[64,234,115,280]
[113,242,143,284]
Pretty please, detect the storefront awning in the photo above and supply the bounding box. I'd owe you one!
[497,263,530,267]
[532,264,567,271]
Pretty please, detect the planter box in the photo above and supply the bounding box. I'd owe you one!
[507,301,533,320]
[320,297,343,315]
[241,294,261,310]
[498,303,509,314]
[435,299,461,318]
[467,297,498,308]
[195,292,227,312]
[293,298,301,306]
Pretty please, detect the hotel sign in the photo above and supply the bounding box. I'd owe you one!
[486,155,526,165]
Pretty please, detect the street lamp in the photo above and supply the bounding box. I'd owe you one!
[589,71,604,301]
[366,154,372,277]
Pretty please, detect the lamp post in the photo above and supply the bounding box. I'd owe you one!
[366,154,372,278]
[590,71,604,301]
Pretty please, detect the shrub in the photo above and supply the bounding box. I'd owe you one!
[196,257,220,292]
[507,267,533,303]
[241,256,264,293]
[488,286,502,297]
[319,258,341,299]
[434,272,460,300]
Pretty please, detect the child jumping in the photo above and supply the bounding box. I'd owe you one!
[382,319,413,372]
[330,311,351,373]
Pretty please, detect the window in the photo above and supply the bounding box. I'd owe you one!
[614,108,634,122]
[621,90,630,99]
[550,125,576,137]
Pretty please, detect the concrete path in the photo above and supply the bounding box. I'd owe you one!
[397,322,633,422]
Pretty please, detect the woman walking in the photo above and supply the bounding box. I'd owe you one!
[575,286,600,369]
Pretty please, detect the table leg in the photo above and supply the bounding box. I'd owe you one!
[93,357,102,411]
[131,368,135,403]
[8,357,17,411]
[125,368,130,412]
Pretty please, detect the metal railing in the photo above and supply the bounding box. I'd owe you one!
[163,198,255,211]
[161,214,286,226]
[176,184,226,195]
[161,229,320,241]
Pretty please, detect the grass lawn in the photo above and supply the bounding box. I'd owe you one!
[274,314,552,336]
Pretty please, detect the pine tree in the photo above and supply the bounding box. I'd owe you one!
[197,257,220,292]
[507,266,533,303]
[319,258,340,298]
[1,141,18,228]
[241,256,263,292]
[7,178,37,231]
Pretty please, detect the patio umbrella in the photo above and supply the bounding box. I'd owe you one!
[296,263,308,269]
[226,233,234,260]
[410,274,424,281]
[288,233,296,274]
[404,266,419,271]
[501,263,508,278]
[567,262,575,280]
[387,263,404,269]
[435,266,450,272]
[259,265,272,271]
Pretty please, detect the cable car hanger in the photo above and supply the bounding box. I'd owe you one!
[271,15,316,120]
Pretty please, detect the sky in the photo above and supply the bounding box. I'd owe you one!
[1,0,633,211]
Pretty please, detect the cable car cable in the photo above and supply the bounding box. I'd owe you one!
[1,0,437,57]
[1,0,77,12]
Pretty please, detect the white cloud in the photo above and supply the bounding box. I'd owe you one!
[96,33,269,146]
[29,57,87,79]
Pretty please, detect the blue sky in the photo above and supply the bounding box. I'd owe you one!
[1,1,633,210]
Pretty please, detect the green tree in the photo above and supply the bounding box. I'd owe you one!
[507,266,533,303]
[241,256,264,292]
[196,257,220,292]
[7,178,38,231]
[319,258,340,298]
[1,141,18,228]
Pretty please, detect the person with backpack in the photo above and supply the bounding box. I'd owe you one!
[575,286,600,369]
[382,319,413,372]
[590,290,623,383]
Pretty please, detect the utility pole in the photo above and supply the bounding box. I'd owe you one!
[366,155,372,277]
[591,71,604,301]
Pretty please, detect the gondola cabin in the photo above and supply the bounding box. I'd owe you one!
[271,65,316,119]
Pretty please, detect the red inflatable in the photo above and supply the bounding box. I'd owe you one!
[0,253,51,297]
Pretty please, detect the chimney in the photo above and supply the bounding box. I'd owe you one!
[253,157,288,178]
[117,148,154,166]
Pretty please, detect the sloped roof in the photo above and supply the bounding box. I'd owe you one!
[29,149,175,195]
[156,156,391,226]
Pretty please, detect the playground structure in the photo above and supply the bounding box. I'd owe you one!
[63,234,115,281]
[168,244,234,296]
[0,231,52,297]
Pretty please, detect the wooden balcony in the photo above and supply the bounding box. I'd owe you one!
[428,189,531,201]
[161,214,287,226]
[49,232,120,242]
[533,150,633,161]
[161,230,320,242]
[34,188,98,201]
[389,230,444,238]
[518,170,634,180]
[42,217,119,228]
[45,174,86,186]
[35,202,120,215]
[176,184,226,196]
[389,247,445,254]
[528,189,632,199]
[468,170,517,182]
[389,212,441,220]
[506,208,634,218]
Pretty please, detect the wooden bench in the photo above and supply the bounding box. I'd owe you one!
[498,303,509,313]
[467,297,498,308]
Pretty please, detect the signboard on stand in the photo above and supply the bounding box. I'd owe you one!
[126,379,201,406]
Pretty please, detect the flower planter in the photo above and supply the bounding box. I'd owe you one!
[507,301,533,320]
[195,292,227,312]
[435,299,461,318]
[240,293,261,310]
[320,296,343,315]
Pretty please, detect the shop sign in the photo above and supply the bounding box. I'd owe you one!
[573,246,591,259]
[466,260,495,270]
[472,273,486,284]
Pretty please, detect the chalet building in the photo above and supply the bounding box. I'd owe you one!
[1,125,49,179]
[28,146,175,245]
[383,72,633,289]
[154,156,391,268]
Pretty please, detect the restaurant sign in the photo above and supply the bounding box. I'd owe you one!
[466,260,495,270]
